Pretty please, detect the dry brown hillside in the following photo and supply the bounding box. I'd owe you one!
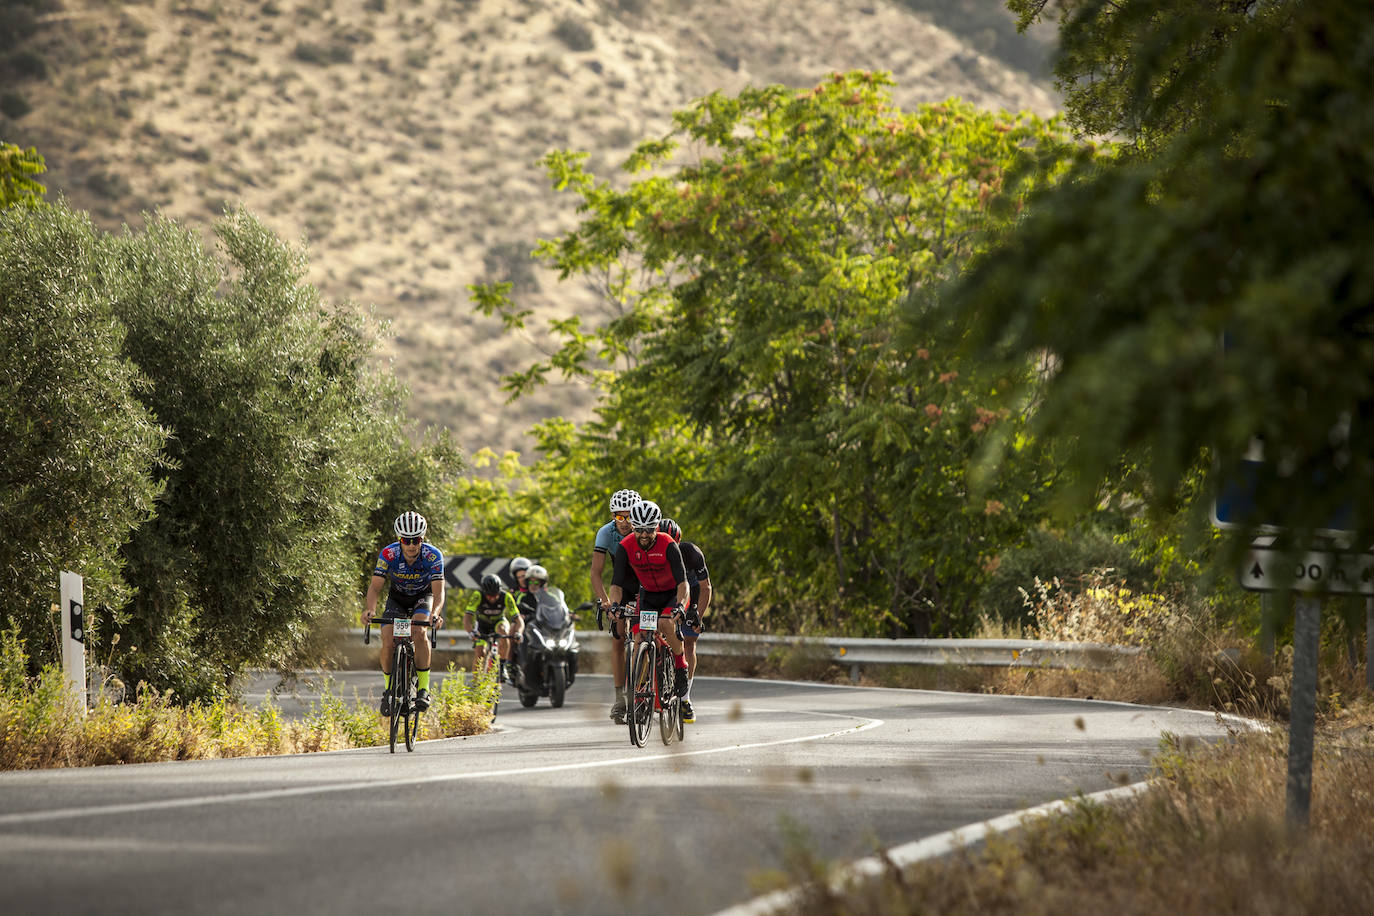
[2,0,1057,458]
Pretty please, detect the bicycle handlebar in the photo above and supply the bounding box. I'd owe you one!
[364,618,435,645]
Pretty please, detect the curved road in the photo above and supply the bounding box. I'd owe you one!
[0,675,1234,915]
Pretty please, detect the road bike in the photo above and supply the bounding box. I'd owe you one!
[624,605,685,748]
[365,616,435,753]
[471,630,517,721]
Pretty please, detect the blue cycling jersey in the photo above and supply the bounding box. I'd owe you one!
[373,542,445,600]
[594,521,623,557]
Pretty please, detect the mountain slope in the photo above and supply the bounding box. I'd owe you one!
[2,0,1057,457]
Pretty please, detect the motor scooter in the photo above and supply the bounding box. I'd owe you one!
[517,587,588,708]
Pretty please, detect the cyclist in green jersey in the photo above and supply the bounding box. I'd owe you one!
[464,573,524,683]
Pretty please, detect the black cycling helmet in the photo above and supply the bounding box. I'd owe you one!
[480,573,502,595]
[658,517,682,543]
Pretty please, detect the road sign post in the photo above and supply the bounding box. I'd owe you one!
[1287,596,1320,831]
[59,571,86,715]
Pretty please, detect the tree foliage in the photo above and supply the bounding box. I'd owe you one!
[950,0,1374,553]
[1,201,461,698]
[473,73,1083,635]
[0,204,164,664]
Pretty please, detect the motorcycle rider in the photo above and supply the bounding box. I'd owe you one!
[608,499,690,701]
[591,488,641,723]
[508,555,536,668]
[464,573,523,684]
[659,517,710,724]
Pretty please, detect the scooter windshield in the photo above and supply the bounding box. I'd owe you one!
[533,588,569,631]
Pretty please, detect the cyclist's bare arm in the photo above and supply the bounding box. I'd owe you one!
[363,575,384,623]
[590,549,610,605]
[429,578,445,627]
[698,577,712,620]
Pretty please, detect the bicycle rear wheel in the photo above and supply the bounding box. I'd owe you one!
[658,651,678,745]
[629,640,655,748]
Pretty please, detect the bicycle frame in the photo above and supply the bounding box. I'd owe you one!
[365,617,434,753]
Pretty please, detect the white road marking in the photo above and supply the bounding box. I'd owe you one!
[0,712,883,827]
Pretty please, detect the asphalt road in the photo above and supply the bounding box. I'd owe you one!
[0,674,1235,915]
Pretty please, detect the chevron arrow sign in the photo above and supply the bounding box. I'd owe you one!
[444,555,514,591]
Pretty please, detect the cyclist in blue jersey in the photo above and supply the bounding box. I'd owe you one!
[591,488,640,723]
[363,511,446,714]
[659,517,710,724]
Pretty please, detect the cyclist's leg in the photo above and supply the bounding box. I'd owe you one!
[679,623,699,722]
[378,597,404,713]
[657,615,689,697]
[409,599,433,707]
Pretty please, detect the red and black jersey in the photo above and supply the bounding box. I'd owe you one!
[612,531,686,594]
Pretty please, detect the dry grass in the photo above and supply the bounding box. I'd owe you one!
[4,0,1057,458]
[787,706,1374,915]
[0,629,494,770]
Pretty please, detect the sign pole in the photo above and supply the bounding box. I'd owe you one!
[1366,597,1374,693]
[58,571,87,715]
[1286,594,1320,831]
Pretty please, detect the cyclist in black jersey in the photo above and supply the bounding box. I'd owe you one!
[659,517,710,724]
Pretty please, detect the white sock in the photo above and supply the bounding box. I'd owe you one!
[685,678,693,702]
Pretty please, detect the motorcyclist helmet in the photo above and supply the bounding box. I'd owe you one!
[608,488,641,514]
[658,517,682,543]
[480,573,502,596]
[394,510,427,540]
[629,499,661,530]
[526,564,548,589]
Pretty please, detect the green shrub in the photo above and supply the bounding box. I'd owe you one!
[553,18,594,52]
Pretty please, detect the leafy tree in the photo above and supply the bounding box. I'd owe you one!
[950,0,1374,553]
[1006,0,1271,159]
[106,210,448,699]
[0,141,45,209]
[476,73,1082,635]
[0,203,164,666]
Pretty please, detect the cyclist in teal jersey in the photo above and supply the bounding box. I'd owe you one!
[363,511,445,713]
[591,488,640,723]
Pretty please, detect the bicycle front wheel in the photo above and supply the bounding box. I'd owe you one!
[629,639,655,748]
[404,650,419,752]
[389,645,407,753]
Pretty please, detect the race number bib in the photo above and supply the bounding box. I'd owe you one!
[638,609,658,631]
[391,618,412,638]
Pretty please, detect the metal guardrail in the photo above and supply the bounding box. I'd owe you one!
[345,628,1140,681]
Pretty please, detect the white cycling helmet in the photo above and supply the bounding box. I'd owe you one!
[526,564,548,589]
[510,556,532,575]
[629,499,661,529]
[394,510,427,539]
[608,488,641,514]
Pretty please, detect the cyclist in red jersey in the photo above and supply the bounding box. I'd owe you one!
[608,499,690,699]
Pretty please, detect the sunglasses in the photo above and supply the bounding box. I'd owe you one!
[612,512,631,521]
[633,526,657,534]
[399,535,423,545]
